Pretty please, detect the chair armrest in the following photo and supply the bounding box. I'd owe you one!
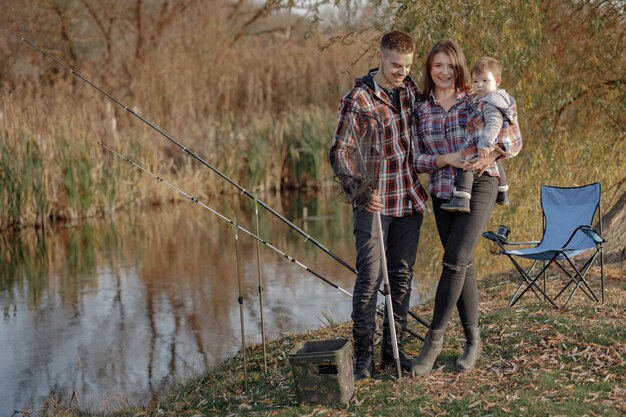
[580,225,605,244]
[483,231,506,244]
[483,231,538,246]
[562,225,606,249]
[503,240,541,246]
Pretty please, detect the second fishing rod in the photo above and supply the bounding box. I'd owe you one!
[99,142,427,340]
[0,25,354,276]
[3,26,430,332]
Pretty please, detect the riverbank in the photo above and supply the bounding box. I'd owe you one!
[36,265,625,417]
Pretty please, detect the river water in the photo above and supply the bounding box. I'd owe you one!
[0,192,456,415]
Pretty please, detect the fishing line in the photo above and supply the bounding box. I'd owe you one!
[0,25,356,276]
[98,142,426,340]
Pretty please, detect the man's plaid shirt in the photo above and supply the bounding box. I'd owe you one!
[329,71,428,217]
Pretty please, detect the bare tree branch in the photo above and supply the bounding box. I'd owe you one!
[135,0,144,60]
[79,0,114,60]
[231,0,283,43]
[52,0,77,67]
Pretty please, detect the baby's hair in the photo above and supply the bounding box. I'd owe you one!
[471,57,503,78]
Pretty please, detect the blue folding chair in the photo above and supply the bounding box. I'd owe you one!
[483,183,605,308]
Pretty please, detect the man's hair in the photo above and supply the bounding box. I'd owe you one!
[471,56,503,78]
[380,30,415,54]
[422,39,471,97]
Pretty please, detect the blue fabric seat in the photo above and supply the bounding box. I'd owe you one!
[483,183,605,308]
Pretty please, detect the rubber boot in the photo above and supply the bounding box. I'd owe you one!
[353,333,375,382]
[381,326,414,372]
[456,326,482,372]
[410,328,445,377]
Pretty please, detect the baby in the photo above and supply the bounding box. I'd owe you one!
[441,56,520,213]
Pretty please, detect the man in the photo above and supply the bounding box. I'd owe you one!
[329,30,428,381]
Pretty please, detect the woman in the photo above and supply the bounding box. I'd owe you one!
[411,40,508,375]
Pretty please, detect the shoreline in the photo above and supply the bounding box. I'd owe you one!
[31,265,625,417]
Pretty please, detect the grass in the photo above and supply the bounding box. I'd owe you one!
[36,265,625,417]
[0,104,340,229]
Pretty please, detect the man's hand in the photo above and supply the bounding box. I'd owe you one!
[366,192,384,212]
[478,147,490,159]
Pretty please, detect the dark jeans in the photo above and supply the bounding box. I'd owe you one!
[456,161,507,195]
[430,174,498,330]
[352,208,423,337]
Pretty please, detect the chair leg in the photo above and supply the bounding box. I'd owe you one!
[553,278,575,302]
[527,260,545,301]
[507,259,545,307]
[552,259,593,302]
[600,249,605,303]
[541,261,549,301]
[508,257,559,309]
[560,255,600,308]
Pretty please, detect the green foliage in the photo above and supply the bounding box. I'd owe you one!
[0,130,48,228]
[375,0,625,241]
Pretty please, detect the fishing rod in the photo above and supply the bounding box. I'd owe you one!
[232,218,249,392]
[253,199,268,373]
[0,25,430,333]
[375,212,402,379]
[98,142,427,340]
[0,25,356,276]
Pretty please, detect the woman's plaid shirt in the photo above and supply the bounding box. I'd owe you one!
[329,72,428,217]
[414,93,519,199]
[414,92,504,199]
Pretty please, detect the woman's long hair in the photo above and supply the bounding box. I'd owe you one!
[422,39,471,98]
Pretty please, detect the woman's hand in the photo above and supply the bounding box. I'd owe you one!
[366,192,384,212]
[437,152,471,170]
[469,150,499,173]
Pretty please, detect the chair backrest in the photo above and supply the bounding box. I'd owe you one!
[540,183,601,250]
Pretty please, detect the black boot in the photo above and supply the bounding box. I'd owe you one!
[381,326,414,372]
[353,332,374,382]
[456,326,482,372]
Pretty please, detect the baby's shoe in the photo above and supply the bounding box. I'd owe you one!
[441,196,470,213]
[496,191,509,206]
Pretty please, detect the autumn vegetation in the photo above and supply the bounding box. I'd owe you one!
[0,0,623,236]
[1,0,624,415]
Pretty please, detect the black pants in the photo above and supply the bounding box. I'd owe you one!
[430,175,498,330]
[352,208,423,337]
[456,161,507,195]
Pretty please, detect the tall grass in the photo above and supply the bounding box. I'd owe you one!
[1,74,622,232]
[0,3,371,228]
[0,91,341,228]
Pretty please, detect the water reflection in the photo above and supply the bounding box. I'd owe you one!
[0,191,481,414]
